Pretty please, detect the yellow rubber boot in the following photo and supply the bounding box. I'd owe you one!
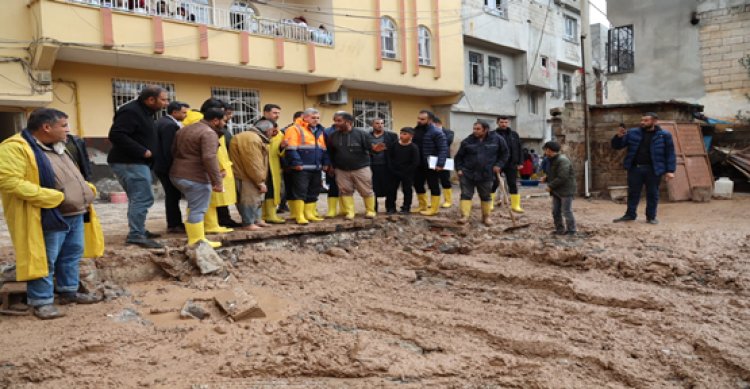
[412,193,428,213]
[263,200,285,224]
[289,200,309,225]
[363,196,377,219]
[304,202,324,222]
[185,221,221,248]
[459,200,473,223]
[481,201,493,226]
[510,194,525,214]
[490,193,496,211]
[204,206,233,233]
[442,188,453,208]
[326,197,339,218]
[341,196,356,220]
[420,196,441,216]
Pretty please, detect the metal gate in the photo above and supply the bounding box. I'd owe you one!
[659,121,713,201]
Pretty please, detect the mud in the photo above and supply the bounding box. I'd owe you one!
[0,196,749,388]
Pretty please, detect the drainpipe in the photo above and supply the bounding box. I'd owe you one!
[580,34,591,198]
[55,79,84,138]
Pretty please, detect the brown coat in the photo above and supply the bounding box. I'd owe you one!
[170,121,222,185]
[229,129,269,188]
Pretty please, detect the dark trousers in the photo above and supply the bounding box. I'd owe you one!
[326,171,339,197]
[289,170,322,203]
[439,170,452,189]
[552,195,576,232]
[278,171,292,210]
[492,167,519,194]
[387,172,414,212]
[264,169,275,200]
[413,167,441,196]
[371,164,391,197]
[459,175,492,201]
[626,165,661,220]
[156,171,183,228]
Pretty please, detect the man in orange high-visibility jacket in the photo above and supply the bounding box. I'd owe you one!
[283,108,330,225]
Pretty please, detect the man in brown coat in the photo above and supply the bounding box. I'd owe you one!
[229,119,277,230]
[169,107,226,248]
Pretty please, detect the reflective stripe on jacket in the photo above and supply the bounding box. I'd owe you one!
[283,118,328,170]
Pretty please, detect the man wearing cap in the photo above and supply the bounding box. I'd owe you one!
[611,112,676,224]
[540,141,577,235]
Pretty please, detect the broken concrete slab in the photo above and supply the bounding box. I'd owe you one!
[187,242,225,275]
[151,248,194,281]
[213,286,265,321]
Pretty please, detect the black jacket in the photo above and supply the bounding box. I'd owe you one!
[154,115,181,175]
[495,127,522,166]
[455,132,509,182]
[107,99,158,165]
[65,134,93,182]
[547,154,577,197]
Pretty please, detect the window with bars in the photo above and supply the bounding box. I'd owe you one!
[211,87,261,135]
[353,99,392,131]
[417,25,432,66]
[488,56,503,88]
[381,17,398,59]
[111,78,175,117]
[564,15,578,42]
[483,0,508,18]
[469,51,484,86]
[608,25,634,74]
[528,91,539,114]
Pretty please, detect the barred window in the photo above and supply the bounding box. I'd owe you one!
[353,100,392,131]
[210,87,261,135]
[564,16,578,42]
[484,0,507,18]
[608,25,634,74]
[111,78,175,117]
[562,74,573,101]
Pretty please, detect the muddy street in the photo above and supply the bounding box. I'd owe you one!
[1,195,749,388]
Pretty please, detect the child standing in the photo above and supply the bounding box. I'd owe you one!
[386,127,421,214]
[541,141,577,235]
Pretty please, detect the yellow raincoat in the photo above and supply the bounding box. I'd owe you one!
[0,135,65,281]
[268,131,284,205]
[182,110,236,207]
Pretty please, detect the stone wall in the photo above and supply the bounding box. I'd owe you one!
[552,101,703,196]
[698,3,750,95]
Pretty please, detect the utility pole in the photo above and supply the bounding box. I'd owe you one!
[581,33,591,198]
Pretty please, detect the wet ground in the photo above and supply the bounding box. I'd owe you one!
[0,191,749,388]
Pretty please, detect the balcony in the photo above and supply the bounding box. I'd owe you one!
[67,0,334,46]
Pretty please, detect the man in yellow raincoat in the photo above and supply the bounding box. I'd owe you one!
[0,108,101,320]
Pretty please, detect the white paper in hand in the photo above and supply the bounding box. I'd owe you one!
[428,156,454,171]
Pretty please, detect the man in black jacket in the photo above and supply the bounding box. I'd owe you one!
[107,85,169,248]
[492,116,525,213]
[154,101,189,233]
[434,117,455,208]
[455,120,509,225]
[369,118,398,212]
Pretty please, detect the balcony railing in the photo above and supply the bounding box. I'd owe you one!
[66,0,334,46]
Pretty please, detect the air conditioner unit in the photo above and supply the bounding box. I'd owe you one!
[320,87,348,105]
[36,71,52,86]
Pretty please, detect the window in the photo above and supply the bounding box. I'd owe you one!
[381,17,398,59]
[561,74,572,101]
[418,26,432,66]
[540,56,548,69]
[211,87,261,135]
[484,0,508,17]
[528,91,539,114]
[608,25,634,74]
[469,51,484,86]
[111,78,175,118]
[230,1,256,31]
[353,100,392,131]
[488,56,504,88]
[564,16,578,42]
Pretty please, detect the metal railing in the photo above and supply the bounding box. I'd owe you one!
[66,0,334,46]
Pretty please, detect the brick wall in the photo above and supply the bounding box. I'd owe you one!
[698,5,750,93]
